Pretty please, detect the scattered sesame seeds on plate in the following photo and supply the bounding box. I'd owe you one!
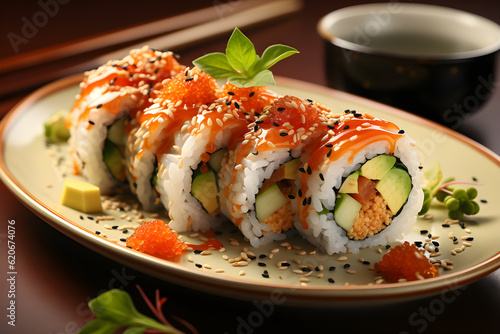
[0,74,499,306]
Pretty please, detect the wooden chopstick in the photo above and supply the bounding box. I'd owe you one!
[0,0,302,99]
[0,0,274,74]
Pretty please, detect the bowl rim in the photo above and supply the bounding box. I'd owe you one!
[317,3,500,60]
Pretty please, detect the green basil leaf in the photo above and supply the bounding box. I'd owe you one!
[228,70,275,88]
[123,326,148,334]
[253,44,299,73]
[226,28,258,76]
[192,52,237,79]
[89,290,140,324]
[79,318,122,334]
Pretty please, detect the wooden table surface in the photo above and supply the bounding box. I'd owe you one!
[1,0,499,333]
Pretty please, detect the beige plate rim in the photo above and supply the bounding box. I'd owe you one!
[1,74,499,306]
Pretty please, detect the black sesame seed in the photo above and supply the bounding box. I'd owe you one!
[80,215,84,220]
[353,113,362,118]
[319,173,324,181]
[302,267,312,272]
[420,230,428,234]
[459,221,466,229]
[280,262,291,267]
[432,241,440,247]
[148,58,156,63]
[298,189,303,197]
[343,263,351,269]
[315,266,321,271]
[480,199,488,203]
[277,107,286,111]
[363,261,370,265]
[258,262,266,266]
[327,124,335,130]
[302,198,308,206]
[95,231,101,235]
[466,237,474,241]
[253,125,259,132]
[184,77,194,82]
[472,176,478,182]
[307,166,312,175]
[428,233,432,238]
[328,278,335,283]
[434,248,440,253]
[194,250,202,254]
[398,129,405,134]
[231,228,239,233]
[120,238,127,242]
[112,225,119,230]
[307,197,312,205]
[326,149,332,158]
[255,120,264,124]
[325,143,333,148]
[414,241,423,247]
[122,229,128,234]
[88,120,95,125]
[386,244,391,249]
[110,77,117,85]
[343,125,349,130]
[96,104,102,109]
[249,91,255,97]
[87,216,94,220]
[279,132,288,137]
[307,98,313,103]
[259,254,267,259]
[234,102,240,109]
[299,167,306,173]
[350,110,357,114]
[329,266,336,271]
[442,224,450,228]
[344,109,350,113]
[227,91,235,96]
[195,263,202,268]
[262,273,270,278]
[272,122,280,127]
[225,100,232,106]
[288,195,296,199]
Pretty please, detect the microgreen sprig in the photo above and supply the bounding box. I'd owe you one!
[193,27,299,87]
[79,286,197,334]
[419,162,481,219]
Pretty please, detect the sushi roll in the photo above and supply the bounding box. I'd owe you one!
[66,46,184,194]
[126,67,218,213]
[219,95,332,247]
[294,111,424,254]
[155,78,279,232]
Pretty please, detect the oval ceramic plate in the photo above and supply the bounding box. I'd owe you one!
[1,74,499,306]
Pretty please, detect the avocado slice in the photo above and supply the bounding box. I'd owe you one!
[208,148,227,173]
[284,158,301,179]
[255,183,288,222]
[338,170,360,194]
[191,169,219,215]
[375,167,412,214]
[360,154,396,180]
[44,110,70,143]
[103,139,126,182]
[107,117,127,147]
[334,193,362,232]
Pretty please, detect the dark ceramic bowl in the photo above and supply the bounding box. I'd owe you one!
[318,3,500,125]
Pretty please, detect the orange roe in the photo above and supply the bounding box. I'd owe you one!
[157,67,218,108]
[126,220,187,258]
[374,242,439,282]
[218,82,278,113]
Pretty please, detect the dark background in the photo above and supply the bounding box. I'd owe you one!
[1,0,499,333]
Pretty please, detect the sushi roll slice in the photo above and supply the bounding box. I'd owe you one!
[219,95,332,247]
[66,46,184,194]
[294,111,424,254]
[155,79,278,232]
[126,67,218,212]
